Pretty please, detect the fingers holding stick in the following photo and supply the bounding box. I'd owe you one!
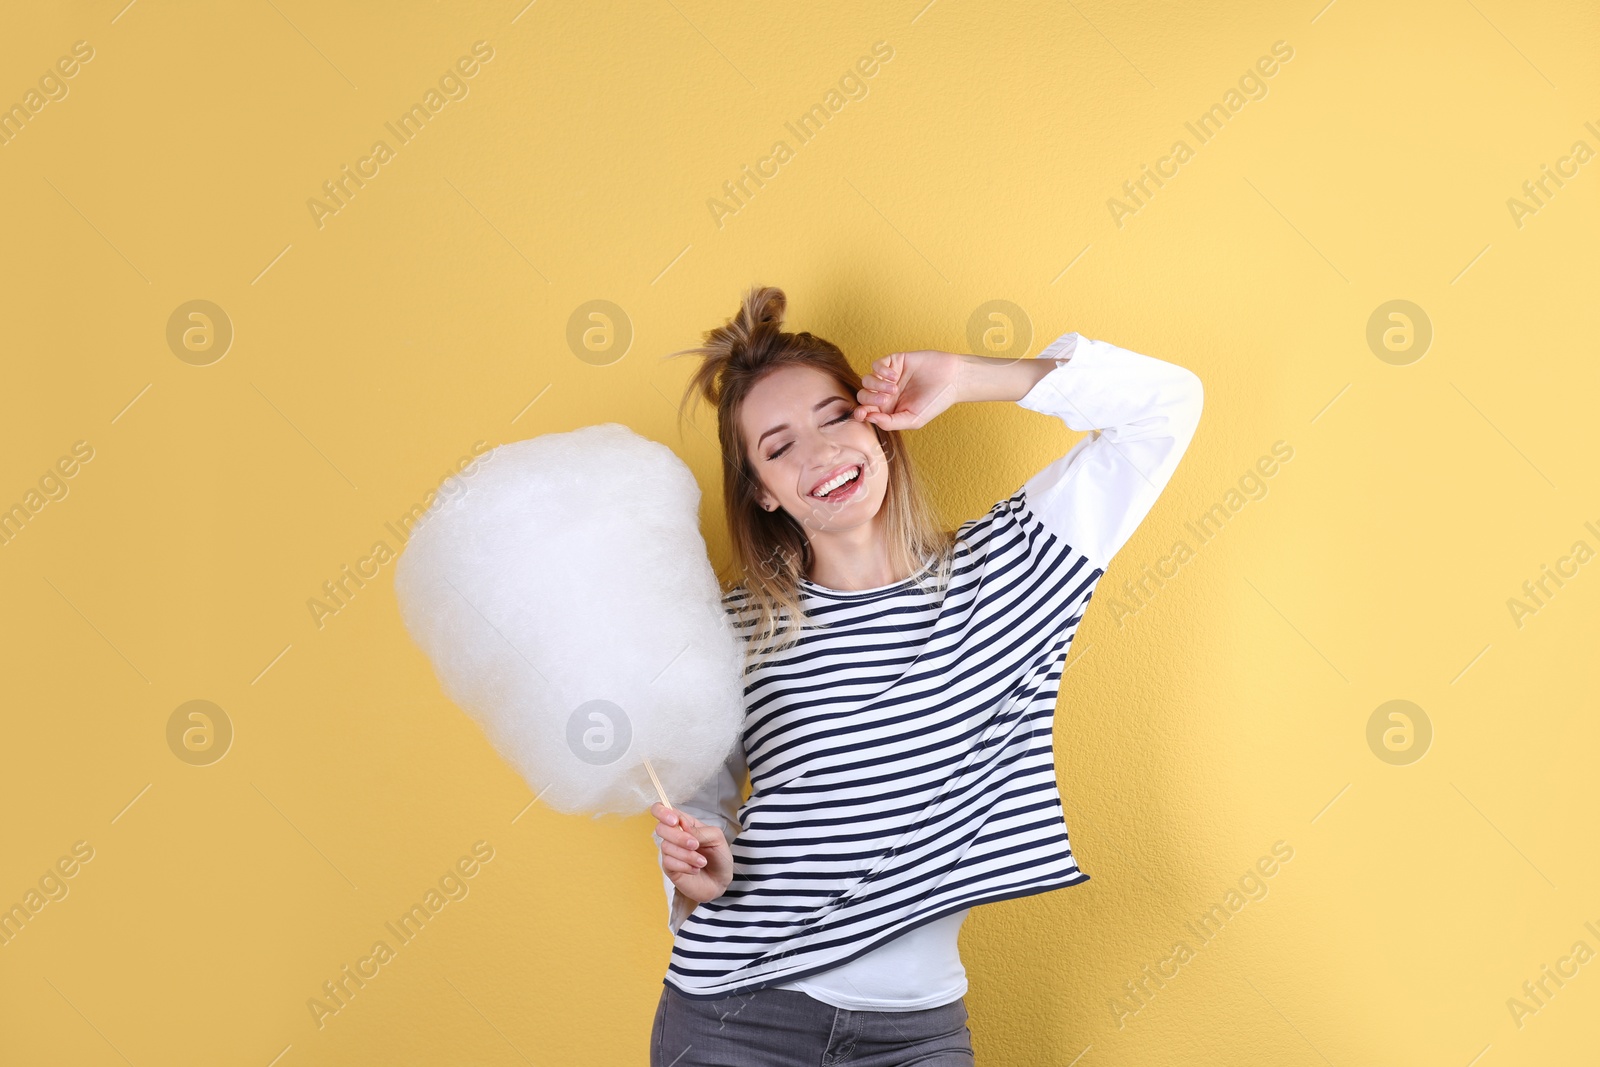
[651,802,710,874]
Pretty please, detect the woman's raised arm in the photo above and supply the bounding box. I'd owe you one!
[1013,331,1204,568]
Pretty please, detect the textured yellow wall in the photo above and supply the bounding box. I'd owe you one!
[3,1,1598,1064]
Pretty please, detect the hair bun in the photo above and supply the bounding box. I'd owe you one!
[718,286,785,369]
[748,287,785,329]
[665,284,795,414]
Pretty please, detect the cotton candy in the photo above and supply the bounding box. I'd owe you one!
[393,423,745,818]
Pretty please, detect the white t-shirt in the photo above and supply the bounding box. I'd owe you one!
[658,330,1203,1010]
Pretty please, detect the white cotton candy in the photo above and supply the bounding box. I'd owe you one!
[393,423,745,818]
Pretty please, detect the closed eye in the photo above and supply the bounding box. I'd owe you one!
[765,408,855,460]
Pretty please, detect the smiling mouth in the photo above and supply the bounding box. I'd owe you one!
[810,464,862,499]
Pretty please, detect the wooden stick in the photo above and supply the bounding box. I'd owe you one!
[643,757,673,811]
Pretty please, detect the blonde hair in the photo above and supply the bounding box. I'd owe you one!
[666,285,958,664]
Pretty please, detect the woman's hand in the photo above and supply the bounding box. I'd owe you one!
[853,350,966,431]
[651,802,733,905]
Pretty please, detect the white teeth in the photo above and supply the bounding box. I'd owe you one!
[812,466,860,498]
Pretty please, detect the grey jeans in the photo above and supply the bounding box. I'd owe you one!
[650,981,976,1066]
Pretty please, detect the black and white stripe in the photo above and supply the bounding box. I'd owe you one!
[664,485,1102,999]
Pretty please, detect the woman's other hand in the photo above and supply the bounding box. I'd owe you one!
[651,802,733,905]
[854,350,964,432]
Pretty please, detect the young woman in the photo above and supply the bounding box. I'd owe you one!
[648,286,1203,1065]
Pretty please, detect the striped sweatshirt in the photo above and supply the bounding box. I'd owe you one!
[659,331,1205,1002]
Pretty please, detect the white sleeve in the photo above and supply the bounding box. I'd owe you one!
[657,742,748,935]
[1014,331,1204,569]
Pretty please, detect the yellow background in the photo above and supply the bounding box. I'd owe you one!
[3,1,1598,1064]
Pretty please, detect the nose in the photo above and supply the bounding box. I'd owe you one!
[812,442,845,478]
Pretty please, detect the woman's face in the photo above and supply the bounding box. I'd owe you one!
[740,364,889,532]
